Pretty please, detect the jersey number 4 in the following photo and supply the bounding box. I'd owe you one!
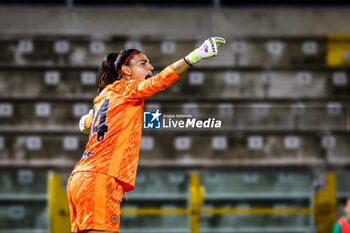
[92,99,109,142]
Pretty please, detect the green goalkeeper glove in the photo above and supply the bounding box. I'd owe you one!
[185,37,226,65]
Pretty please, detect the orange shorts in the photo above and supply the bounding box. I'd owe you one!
[67,171,123,233]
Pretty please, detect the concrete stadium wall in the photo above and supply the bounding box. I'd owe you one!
[0,7,349,38]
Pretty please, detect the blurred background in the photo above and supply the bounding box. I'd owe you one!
[0,1,349,233]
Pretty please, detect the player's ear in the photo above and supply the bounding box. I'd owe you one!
[121,65,131,76]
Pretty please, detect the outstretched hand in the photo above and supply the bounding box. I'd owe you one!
[185,37,226,65]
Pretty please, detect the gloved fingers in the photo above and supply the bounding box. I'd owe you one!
[208,38,219,55]
[213,37,226,45]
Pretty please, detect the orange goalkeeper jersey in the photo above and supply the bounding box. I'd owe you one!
[72,65,180,192]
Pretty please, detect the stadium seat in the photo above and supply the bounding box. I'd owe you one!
[0,169,47,194]
[0,101,93,129]
[129,171,188,198]
[0,202,47,229]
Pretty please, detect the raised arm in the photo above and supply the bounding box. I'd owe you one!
[124,37,226,100]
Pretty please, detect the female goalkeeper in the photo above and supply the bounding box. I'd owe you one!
[67,37,225,233]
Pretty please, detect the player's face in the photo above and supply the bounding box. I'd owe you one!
[128,52,154,81]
